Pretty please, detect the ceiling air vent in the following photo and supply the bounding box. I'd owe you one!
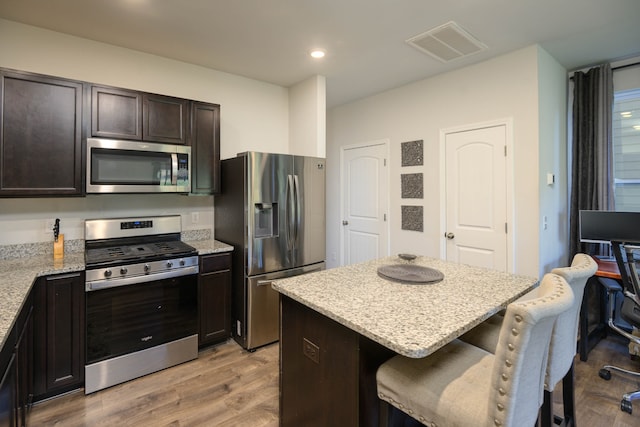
[406,21,487,62]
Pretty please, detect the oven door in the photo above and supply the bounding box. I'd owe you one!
[86,273,197,365]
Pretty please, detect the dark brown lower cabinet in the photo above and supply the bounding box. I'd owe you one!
[14,306,33,427]
[0,355,16,427]
[279,295,394,427]
[198,253,232,346]
[0,289,33,427]
[33,272,85,400]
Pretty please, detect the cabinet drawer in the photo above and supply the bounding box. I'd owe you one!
[201,253,231,273]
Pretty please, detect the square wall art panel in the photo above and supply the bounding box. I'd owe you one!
[401,173,423,199]
[401,140,423,167]
[401,205,423,232]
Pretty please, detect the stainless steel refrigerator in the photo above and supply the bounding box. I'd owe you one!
[214,152,326,350]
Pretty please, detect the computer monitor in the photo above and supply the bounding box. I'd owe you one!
[579,210,640,244]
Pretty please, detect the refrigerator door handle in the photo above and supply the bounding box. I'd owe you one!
[293,174,301,244]
[286,174,296,250]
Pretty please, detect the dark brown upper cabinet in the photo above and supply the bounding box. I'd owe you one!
[144,93,189,145]
[191,102,221,194]
[0,69,84,197]
[91,86,142,140]
[91,85,189,145]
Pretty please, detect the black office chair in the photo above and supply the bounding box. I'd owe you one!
[598,243,640,414]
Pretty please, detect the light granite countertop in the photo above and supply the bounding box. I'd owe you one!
[0,252,85,351]
[0,238,232,351]
[272,255,538,358]
[185,239,234,256]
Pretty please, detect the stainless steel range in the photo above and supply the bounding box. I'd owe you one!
[84,215,199,394]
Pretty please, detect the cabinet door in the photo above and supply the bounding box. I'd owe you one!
[199,253,232,346]
[190,102,221,194]
[0,355,16,427]
[33,273,85,399]
[14,307,32,427]
[0,70,83,196]
[143,94,189,144]
[91,85,143,140]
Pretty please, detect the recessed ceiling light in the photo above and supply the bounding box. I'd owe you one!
[310,49,326,59]
[634,125,640,131]
[621,111,632,118]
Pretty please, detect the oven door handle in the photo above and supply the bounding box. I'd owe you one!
[85,266,199,291]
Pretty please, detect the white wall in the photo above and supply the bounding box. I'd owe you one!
[0,19,292,245]
[289,75,327,158]
[537,48,570,273]
[327,46,564,277]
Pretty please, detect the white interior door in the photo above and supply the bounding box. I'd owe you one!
[444,125,508,271]
[341,142,389,265]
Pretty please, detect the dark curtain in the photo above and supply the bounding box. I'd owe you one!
[569,63,613,258]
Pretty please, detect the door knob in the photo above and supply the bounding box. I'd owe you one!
[445,232,455,240]
[342,220,349,225]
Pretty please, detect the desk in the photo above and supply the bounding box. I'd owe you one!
[273,256,538,426]
[579,257,621,361]
[593,256,621,279]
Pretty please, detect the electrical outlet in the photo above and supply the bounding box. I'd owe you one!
[191,212,200,224]
[44,218,56,234]
[303,338,320,364]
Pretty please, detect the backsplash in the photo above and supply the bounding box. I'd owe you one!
[0,239,84,260]
[0,194,214,246]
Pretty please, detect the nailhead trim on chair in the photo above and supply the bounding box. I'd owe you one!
[379,392,437,426]
[490,275,569,427]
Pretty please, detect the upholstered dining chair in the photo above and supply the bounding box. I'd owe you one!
[459,253,597,427]
[376,273,574,427]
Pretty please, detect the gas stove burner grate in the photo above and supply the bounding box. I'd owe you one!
[85,240,197,268]
[106,247,126,258]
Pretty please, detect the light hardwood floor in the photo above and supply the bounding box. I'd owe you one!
[29,334,640,426]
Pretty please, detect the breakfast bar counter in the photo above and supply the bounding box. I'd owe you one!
[272,255,538,426]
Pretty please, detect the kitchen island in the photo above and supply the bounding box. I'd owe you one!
[272,255,538,426]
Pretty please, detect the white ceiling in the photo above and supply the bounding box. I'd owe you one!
[1,0,639,107]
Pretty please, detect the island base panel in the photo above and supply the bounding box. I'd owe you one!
[279,295,394,426]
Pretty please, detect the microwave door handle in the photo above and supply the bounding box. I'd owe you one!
[171,153,178,185]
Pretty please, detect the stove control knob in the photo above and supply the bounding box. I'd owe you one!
[120,267,128,275]
[104,269,112,278]
[179,259,185,267]
[166,261,173,268]
[144,264,150,273]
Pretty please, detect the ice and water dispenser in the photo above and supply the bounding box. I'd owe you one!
[254,202,278,238]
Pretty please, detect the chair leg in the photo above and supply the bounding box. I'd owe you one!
[379,399,390,427]
[621,390,640,414]
[561,363,577,427]
[540,390,553,427]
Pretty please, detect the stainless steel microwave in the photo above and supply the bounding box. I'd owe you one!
[86,138,191,194]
